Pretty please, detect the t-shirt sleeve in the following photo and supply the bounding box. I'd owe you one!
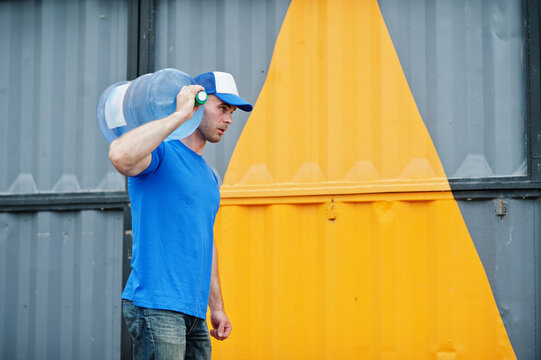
[133,142,166,178]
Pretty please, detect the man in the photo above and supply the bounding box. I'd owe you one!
[109,71,253,359]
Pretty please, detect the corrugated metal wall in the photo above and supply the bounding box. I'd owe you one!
[0,211,123,360]
[378,0,526,179]
[378,1,537,358]
[151,0,538,358]
[0,0,126,194]
[457,196,539,360]
[214,194,520,359]
[1,0,538,359]
[0,0,127,358]
[211,0,533,358]
[155,0,292,183]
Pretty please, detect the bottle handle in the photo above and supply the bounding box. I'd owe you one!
[195,91,207,105]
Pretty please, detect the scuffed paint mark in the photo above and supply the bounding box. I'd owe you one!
[506,225,514,247]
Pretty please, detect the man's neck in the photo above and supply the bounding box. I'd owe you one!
[180,131,207,155]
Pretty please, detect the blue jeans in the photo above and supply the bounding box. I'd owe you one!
[122,300,212,360]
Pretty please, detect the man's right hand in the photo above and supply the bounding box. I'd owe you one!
[173,85,205,122]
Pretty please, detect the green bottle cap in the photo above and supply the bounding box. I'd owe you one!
[195,91,208,105]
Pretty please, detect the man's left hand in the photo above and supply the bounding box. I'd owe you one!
[210,310,232,341]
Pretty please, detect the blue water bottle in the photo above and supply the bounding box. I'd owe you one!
[96,68,205,143]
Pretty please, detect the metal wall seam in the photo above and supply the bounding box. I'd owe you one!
[527,0,541,180]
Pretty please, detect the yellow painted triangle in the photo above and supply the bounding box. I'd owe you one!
[215,0,517,358]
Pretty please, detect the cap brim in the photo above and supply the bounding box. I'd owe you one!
[215,93,253,112]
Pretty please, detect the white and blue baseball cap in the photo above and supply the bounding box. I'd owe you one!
[194,71,253,112]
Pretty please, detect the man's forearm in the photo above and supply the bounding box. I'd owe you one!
[208,241,232,340]
[209,242,225,312]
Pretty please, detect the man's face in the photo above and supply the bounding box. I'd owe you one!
[196,95,237,143]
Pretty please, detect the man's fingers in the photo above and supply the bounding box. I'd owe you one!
[175,85,205,116]
[209,320,230,341]
[193,85,204,94]
[217,321,225,338]
[180,84,204,96]
[210,328,226,341]
[223,323,232,338]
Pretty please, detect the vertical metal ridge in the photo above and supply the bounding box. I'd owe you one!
[138,0,156,74]
[527,0,541,181]
[0,3,9,191]
[7,2,23,189]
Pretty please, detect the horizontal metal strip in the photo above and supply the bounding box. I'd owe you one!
[220,187,541,206]
[220,179,451,199]
[448,178,541,190]
[221,190,541,206]
[451,188,541,200]
[1,185,538,211]
[0,191,129,212]
[220,179,541,200]
[220,191,455,206]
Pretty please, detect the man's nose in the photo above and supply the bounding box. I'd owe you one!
[224,114,233,124]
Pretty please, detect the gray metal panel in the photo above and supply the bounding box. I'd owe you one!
[0,0,127,194]
[0,210,124,360]
[378,0,526,179]
[456,197,537,360]
[154,0,291,183]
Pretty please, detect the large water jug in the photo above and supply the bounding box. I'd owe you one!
[97,68,204,143]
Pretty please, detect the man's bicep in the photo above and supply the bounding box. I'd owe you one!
[123,154,152,177]
[127,142,165,177]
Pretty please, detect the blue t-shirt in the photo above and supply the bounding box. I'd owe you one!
[122,140,220,319]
